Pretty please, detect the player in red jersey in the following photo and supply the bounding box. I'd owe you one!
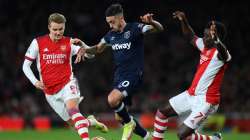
[152,11,231,140]
[22,13,107,140]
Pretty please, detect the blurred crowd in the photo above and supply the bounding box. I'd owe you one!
[0,0,249,123]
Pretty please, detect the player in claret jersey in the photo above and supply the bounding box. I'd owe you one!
[74,3,164,140]
[22,13,107,140]
[152,11,231,140]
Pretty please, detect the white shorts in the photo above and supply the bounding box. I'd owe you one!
[169,90,219,129]
[45,78,83,121]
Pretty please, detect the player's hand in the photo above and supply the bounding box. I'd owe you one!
[71,38,86,47]
[210,20,218,40]
[35,81,44,90]
[173,11,186,21]
[140,13,154,24]
[74,47,86,64]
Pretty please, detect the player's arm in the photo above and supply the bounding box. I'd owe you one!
[140,13,164,34]
[70,38,95,63]
[215,40,231,62]
[72,38,109,63]
[85,41,107,54]
[173,11,197,46]
[71,38,108,54]
[22,39,44,90]
[209,21,231,62]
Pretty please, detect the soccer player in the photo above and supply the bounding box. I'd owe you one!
[74,3,164,140]
[152,11,231,140]
[22,13,108,140]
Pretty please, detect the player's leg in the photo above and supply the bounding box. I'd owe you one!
[152,104,178,140]
[133,118,150,139]
[115,112,150,139]
[65,98,90,140]
[63,79,107,139]
[177,97,221,140]
[108,89,131,124]
[108,89,136,140]
[152,91,191,140]
[178,116,221,140]
[45,92,89,140]
[118,94,149,139]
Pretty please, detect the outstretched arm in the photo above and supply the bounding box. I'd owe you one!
[140,13,164,34]
[215,40,231,62]
[210,21,231,62]
[85,38,108,54]
[173,11,196,45]
[72,38,108,63]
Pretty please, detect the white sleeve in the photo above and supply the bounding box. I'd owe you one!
[142,25,153,33]
[71,44,81,56]
[22,59,38,85]
[100,38,107,44]
[71,42,95,58]
[194,37,205,52]
[226,50,232,62]
[25,39,38,61]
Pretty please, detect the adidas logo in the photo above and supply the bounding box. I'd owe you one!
[43,48,49,52]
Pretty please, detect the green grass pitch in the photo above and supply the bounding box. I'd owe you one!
[0,128,250,140]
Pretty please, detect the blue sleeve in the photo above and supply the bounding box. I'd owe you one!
[103,32,111,44]
[133,22,146,35]
[132,22,146,37]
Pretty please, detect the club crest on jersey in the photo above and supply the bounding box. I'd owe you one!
[112,42,131,50]
[60,45,66,51]
[124,31,131,39]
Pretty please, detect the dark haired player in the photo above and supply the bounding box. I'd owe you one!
[74,3,163,140]
[152,11,231,140]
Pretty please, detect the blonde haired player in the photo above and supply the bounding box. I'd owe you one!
[22,13,108,140]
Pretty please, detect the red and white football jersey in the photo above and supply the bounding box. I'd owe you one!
[187,37,231,104]
[25,35,81,94]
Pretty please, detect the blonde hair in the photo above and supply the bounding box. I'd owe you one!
[48,13,66,25]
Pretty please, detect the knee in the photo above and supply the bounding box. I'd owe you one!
[177,132,192,140]
[108,90,122,108]
[177,125,193,140]
[108,96,120,108]
[158,104,176,118]
[158,108,168,117]
[177,131,187,140]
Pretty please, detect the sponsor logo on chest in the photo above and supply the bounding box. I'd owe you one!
[112,42,131,50]
[42,53,67,64]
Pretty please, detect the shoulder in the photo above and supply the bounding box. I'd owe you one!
[36,34,49,41]
[62,36,71,43]
[103,31,114,42]
[130,22,144,29]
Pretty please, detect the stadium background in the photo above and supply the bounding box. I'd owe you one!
[0,0,250,139]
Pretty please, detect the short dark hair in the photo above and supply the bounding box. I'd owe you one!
[105,3,123,17]
[206,21,227,41]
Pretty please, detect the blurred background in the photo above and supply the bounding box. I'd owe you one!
[0,0,250,139]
